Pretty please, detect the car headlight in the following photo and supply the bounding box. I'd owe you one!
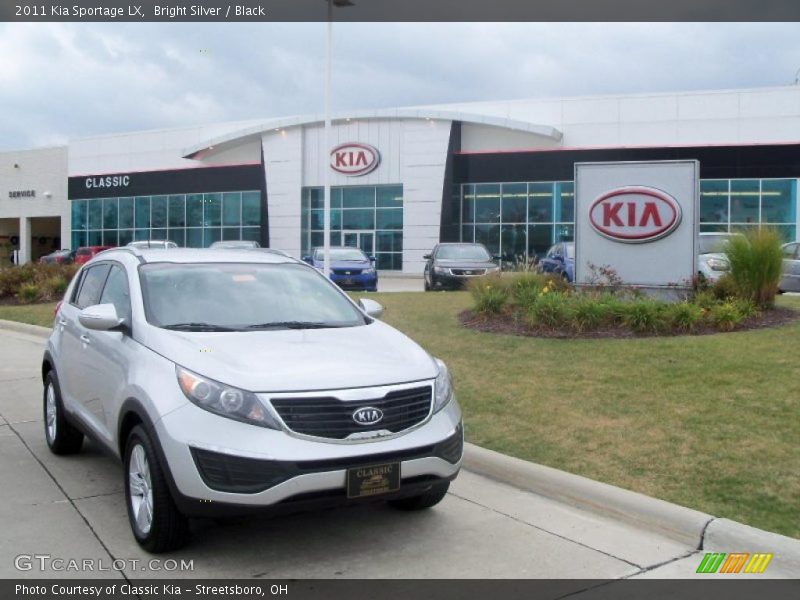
[433,266,447,274]
[433,358,454,413]
[363,267,376,275]
[706,258,730,271]
[176,366,281,429]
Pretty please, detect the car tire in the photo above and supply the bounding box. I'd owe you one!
[388,482,449,511]
[43,371,84,455]
[424,274,432,291]
[124,425,189,553]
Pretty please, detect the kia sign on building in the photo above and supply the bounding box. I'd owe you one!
[575,161,698,295]
[330,142,380,176]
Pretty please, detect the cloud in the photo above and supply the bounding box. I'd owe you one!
[1,22,799,150]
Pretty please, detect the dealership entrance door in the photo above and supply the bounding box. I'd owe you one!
[343,231,374,257]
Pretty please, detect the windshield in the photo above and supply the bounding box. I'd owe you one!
[435,245,491,261]
[699,234,735,254]
[313,248,368,261]
[139,262,366,331]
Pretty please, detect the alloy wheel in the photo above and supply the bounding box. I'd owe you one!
[128,444,154,535]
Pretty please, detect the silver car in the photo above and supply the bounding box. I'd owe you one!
[697,232,741,284]
[42,248,462,552]
[779,241,800,292]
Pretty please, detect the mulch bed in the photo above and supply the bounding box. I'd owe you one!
[459,306,800,339]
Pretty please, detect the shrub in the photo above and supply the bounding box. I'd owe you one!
[710,302,744,332]
[725,228,784,308]
[711,273,739,301]
[665,302,703,332]
[527,292,572,329]
[571,295,610,332]
[17,283,40,304]
[732,298,759,320]
[620,298,667,333]
[467,276,510,315]
[0,263,78,302]
[693,289,717,311]
[509,272,546,309]
[41,276,69,301]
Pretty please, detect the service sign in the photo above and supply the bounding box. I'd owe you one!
[575,161,698,293]
[330,143,380,176]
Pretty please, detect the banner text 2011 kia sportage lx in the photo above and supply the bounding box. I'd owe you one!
[42,248,462,552]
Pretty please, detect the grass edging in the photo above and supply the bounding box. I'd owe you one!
[0,318,51,338]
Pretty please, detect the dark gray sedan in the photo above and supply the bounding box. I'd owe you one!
[423,243,500,291]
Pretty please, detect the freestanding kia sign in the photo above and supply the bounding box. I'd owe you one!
[574,161,699,296]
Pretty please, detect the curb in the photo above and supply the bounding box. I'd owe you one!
[0,319,51,338]
[463,443,800,568]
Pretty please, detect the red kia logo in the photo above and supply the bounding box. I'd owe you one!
[330,143,380,176]
[589,186,682,243]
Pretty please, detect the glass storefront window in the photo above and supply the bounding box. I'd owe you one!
[475,184,501,223]
[462,184,475,224]
[700,180,729,223]
[343,187,375,208]
[730,180,760,224]
[500,224,526,262]
[119,197,134,229]
[377,209,402,230]
[528,182,553,223]
[556,182,574,223]
[342,209,375,230]
[475,224,500,256]
[761,179,796,223]
[72,190,261,250]
[501,183,527,223]
[377,186,403,207]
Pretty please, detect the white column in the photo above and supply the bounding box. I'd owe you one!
[19,217,32,264]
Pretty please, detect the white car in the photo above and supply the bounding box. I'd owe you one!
[127,240,178,249]
[779,241,800,292]
[697,232,741,284]
[42,248,462,552]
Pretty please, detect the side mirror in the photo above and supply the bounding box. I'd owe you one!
[423,254,432,260]
[78,303,125,331]
[358,298,384,319]
[368,255,376,263]
[493,255,502,261]
[302,255,312,263]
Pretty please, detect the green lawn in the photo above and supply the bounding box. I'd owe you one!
[352,291,800,539]
[2,295,798,537]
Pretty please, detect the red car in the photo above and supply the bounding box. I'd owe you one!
[73,246,113,265]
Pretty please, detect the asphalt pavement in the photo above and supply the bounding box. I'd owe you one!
[0,328,727,580]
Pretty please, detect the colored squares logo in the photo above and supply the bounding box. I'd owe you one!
[696,552,773,574]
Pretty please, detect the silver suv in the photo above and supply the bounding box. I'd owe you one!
[42,248,462,552]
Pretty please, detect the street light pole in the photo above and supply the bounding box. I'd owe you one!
[323,0,333,278]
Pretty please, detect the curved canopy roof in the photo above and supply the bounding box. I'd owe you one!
[182,107,562,159]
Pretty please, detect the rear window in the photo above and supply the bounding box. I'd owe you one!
[77,248,91,256]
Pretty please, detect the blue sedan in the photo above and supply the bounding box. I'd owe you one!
[537,242,575,282]
[303,247,378,292]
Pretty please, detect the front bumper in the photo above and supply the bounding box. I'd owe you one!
[432,270,496,289]
[330,272,378,291]
[155,395,462,514]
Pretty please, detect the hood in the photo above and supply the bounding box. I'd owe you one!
[434,259,497,269]
[698,252,728,263]
[140,320,437,392]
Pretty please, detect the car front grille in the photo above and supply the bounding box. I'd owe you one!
[332,268,363,276]
[270,386,433,440]
[450,268,486,276]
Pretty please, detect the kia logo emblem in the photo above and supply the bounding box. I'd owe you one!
[352,406,383,426]
[330,143,380,176]
[589,186,682,243]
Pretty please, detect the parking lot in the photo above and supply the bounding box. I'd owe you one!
[0,327,784,581]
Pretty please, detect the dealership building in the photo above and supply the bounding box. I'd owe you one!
[1,85,799,272]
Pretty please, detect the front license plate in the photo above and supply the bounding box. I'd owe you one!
[342,278,355,286]
[346,462,401,498]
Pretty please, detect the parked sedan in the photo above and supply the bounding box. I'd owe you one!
[74,246,113,265]
[423,243,500,291]
[697,232,740,284]
[537,242,575,282]
[39,249,75,265]
[779,241,800,292]
[303,247,378,291]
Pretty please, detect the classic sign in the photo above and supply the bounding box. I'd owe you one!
[330,143,380,176]
[589,186,682,243]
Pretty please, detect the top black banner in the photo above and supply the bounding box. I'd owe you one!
[2,0,800,22]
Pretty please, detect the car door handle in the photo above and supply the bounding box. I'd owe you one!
[80,334,91,345]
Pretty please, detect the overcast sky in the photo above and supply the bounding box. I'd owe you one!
[2,22,800,150]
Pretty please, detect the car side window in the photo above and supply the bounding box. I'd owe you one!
[74,264,111,309]
[99,265,132,323]
[782,243,798,259]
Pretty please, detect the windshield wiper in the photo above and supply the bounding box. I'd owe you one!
[162,322,242,332]
[246,321,347,330]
